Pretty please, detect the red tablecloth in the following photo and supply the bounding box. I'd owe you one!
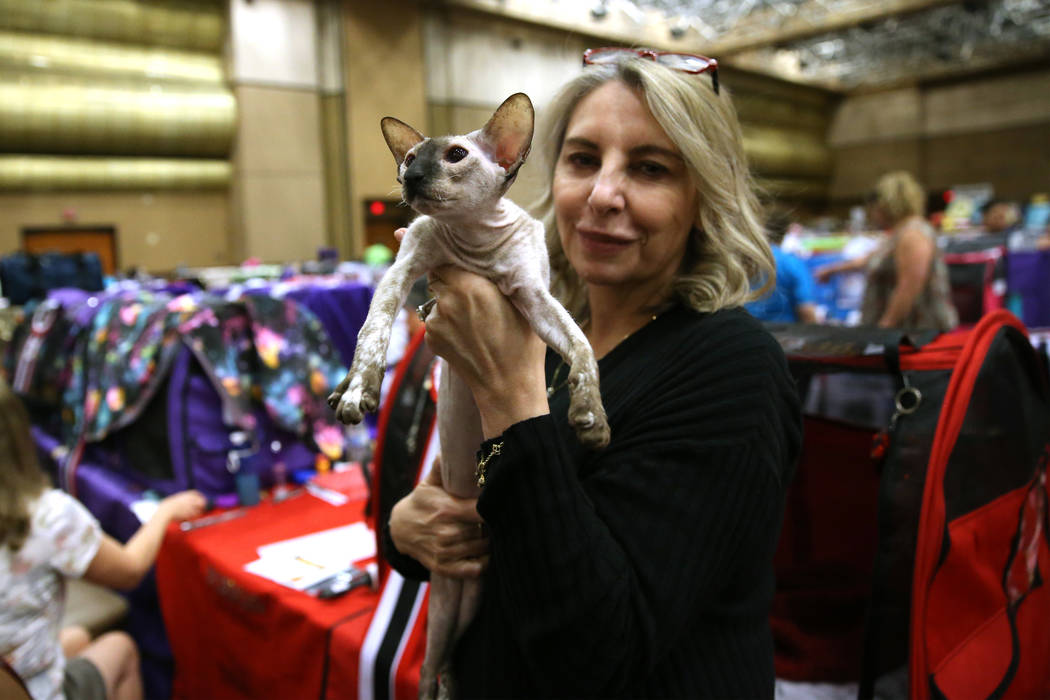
[156,493,384,699]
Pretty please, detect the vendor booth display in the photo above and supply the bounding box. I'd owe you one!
[2,280,370,698]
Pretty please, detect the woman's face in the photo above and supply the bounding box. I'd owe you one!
[868,201,891,230]
[553,81,698,299]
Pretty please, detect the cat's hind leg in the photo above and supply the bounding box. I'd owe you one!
[419,575,462,700]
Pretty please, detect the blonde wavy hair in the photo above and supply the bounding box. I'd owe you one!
[532,55,773,318]
[871,170,926,224]
[0,378,49,552]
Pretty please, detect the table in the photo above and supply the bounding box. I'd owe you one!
[155,491,397,699]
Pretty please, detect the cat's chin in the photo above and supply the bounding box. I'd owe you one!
[409,196,455,214]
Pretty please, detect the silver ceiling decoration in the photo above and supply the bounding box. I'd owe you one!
[625,0,1050,90]
[625,0,812,39]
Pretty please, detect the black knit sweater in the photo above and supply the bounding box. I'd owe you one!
[388,305,801,699]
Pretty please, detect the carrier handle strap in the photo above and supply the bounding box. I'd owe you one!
[859,335,921,700]
[883,339,906,391]
[884,340,923,425]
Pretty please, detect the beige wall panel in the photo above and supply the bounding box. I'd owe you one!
[234,85,323,175]
[344,0,427,257]
[237,172,326,263]
[320,94,351,252]
[828,87,922,146]
[231,84,325,262]
[722,69,836,111]
[508,157,549,215]
[733,92,830,132]
[423,10,583,109]
[923,123,1050,201]
[924,69,1050,137]
[829,140,922,201]
[828,68,1050,205]
[230,0,319,89]
[742,125,832,178]
[0,191,230,272]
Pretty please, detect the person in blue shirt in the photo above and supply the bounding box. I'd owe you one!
[746,208,819,323]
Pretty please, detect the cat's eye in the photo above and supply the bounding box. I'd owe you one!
[445,146,468,163]
[404,154,416,166]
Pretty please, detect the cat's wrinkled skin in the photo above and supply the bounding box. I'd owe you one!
[327,93,609,699]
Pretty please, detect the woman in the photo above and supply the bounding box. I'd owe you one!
[0,379,205,700]
[816,171,957,330]
[387,50,801,698]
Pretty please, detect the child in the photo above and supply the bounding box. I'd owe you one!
[0,378,205,700]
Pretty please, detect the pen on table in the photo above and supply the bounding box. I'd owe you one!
[272,487,305,504]
[179,507,249,531]
[305,481,348,505]
[295,556,325,569]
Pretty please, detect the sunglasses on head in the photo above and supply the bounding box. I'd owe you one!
[583,47,720,94]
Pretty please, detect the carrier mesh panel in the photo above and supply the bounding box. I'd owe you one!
[943,328,1048,521]
[774,362,951,684]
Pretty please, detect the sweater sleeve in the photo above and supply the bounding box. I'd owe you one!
[475,323,799,695]
[380,520,431,582]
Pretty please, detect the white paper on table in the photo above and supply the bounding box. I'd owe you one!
[256,521,375,565]
[244,522,376,591]
[243,555,340,591]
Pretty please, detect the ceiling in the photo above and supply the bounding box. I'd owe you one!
[445,0,1050,92]
[632,0,1050,91]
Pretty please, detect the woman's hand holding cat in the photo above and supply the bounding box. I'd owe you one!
[389,456,490,578]
[425,265,549,439]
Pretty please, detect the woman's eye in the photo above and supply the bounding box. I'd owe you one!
[566,152,599,168]
[445,146,468,163]
[404,153,415,166]
[635,161,669,176]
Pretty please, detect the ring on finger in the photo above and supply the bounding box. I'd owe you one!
[416,297,437,322]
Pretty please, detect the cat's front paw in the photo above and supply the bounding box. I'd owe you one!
[329,369,381,424]
[568,377,610,449]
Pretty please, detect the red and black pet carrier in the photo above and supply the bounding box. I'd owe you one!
[770,310,1050,700]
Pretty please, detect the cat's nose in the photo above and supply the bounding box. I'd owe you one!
[403,168,425,190]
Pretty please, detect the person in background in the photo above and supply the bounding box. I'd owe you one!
[0,379,205,700]
[981,199,1021,237]
[385,49,801,698]
[746,207,819,323]
[816,171,957,331]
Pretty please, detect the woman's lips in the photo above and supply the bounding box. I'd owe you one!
[577,229,633,255]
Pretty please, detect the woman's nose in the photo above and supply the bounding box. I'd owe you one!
[587,167,626,213]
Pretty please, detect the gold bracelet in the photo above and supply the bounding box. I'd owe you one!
[475,441,503,487]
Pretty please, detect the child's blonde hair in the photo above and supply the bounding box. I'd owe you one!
[0,378,49,552]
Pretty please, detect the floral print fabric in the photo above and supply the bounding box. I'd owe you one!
[59,289,348,463]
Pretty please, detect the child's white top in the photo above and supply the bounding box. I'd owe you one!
[1,489,102,700]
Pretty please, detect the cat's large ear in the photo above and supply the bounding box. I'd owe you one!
[381,117,425,167]
[477,93,534,172]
